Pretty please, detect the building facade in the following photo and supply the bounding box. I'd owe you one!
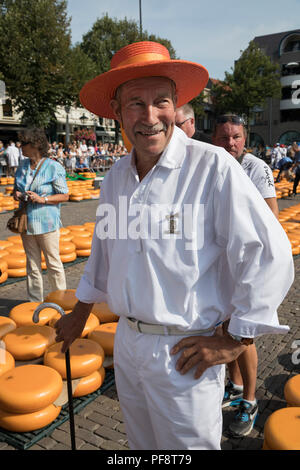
[0,99,117,145]
[251,29,300,146]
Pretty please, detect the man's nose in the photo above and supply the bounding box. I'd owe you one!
[143,105,158,125]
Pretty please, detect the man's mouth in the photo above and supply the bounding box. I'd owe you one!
[135,126,166,137]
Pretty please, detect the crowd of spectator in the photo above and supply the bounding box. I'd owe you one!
[0,138,129,176]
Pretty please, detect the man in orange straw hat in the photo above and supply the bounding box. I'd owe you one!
[55,41,294,450]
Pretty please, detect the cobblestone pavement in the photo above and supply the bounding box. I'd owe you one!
[0,195,299,451]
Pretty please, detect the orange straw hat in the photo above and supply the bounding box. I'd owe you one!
[79,41,209,119]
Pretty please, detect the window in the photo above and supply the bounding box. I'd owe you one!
[2,99,13,117]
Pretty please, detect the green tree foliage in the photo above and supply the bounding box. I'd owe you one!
[211,41,281,141]
[80,13,177,76]
[0,0,95,127]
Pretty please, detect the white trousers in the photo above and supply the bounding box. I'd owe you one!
[114,317,225,450]
[21,229,66,302]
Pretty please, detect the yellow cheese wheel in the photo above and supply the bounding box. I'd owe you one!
[72,237,92,249]
[70,196,83,201]
[0,349,15,376]
[3,325,56,360]
[73,366,105,397]
[70,230,91,238]
[0,259,7,273]
[0,250,9,258]
[6,235,22,244]
[44,338,105,379]
[59,234,74,242]
[7,245,25,255]
[0,241,14,250]
[0,271,8,284]
[59,228,70,235]
[66,225,85,231]
[0,404,61,432]
[284,375,300,406]
[3,254,26,268]
[88,323,118,356]
[91,303,119,323]
[84,222,95,228]
[60,251,77,263]
[263,407,300,450]
[59,241,76,254]
[0,364,63,413]
[7,267,26,277]
[44,289,77,311]
[0,316,17,338]
[76,249,91,257]
[9,302,58,326]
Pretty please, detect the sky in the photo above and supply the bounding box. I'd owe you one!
[67,0,300,80]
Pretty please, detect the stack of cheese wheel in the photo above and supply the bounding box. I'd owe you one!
[0,177,7,185]
[59,240,77,264]
[49,311,99,337]
[44,338,106,398]
[2,325,56,361]
[0,364,62,432]
[3,250,26,278]
[44,289,78,311]
[60,227,74,242]
[88,322,118,368]
[9,302,58,327]
[83,222,95,235]
[7,177,14,185]
[67,225,92,257]
[0,240,14,251]
[5,185,14,196]
[2,196,15,212]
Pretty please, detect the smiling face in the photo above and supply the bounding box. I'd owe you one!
[212,122,246,159]
[110,76,177,164]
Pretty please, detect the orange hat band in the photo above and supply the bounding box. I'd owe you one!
[116,53,169,68]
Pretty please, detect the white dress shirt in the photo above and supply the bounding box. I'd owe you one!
[76,126,294,338]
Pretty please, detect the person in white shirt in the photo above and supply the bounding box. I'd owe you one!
[54,41,294,450]
[212,114,279,437]
[6,141,19,175]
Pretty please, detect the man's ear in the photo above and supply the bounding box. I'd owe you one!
[110,99,122,122]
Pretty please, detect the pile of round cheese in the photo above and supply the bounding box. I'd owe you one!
[44,338,106,398]
[0,364,62,432]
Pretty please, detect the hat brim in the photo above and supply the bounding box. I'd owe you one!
[79,60,209,119]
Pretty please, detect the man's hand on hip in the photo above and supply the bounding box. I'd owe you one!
[170,334,247,379]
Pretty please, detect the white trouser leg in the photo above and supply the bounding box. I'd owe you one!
[21,232,44,302]
[114,317,225,450]
[38,229,66,293]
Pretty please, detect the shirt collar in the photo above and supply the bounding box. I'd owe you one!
[128,125,187,172]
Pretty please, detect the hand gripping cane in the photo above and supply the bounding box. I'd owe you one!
[33,302,76,451]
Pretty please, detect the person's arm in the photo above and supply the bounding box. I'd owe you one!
[264,197,279,219]
[55,301,94,353]
[26,191,69,204]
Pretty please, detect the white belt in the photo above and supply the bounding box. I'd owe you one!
[126,317,218,336]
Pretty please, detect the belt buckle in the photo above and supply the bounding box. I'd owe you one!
[129,317,142,333]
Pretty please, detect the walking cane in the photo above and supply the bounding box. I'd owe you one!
[33,302,76,451]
